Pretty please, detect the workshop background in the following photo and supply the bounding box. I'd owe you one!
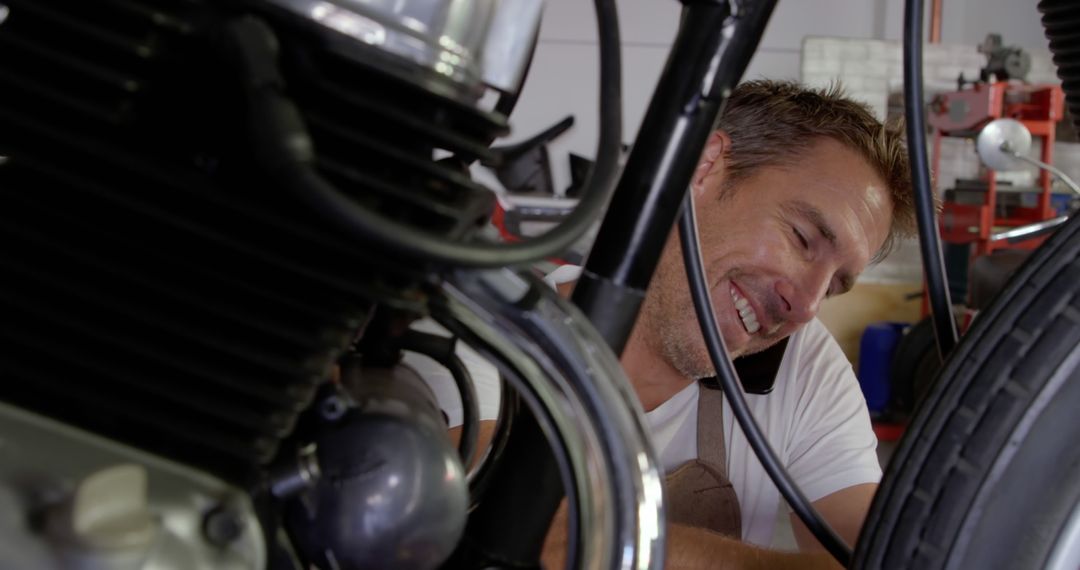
[496,0,1070,388]
[488,0,1074,550]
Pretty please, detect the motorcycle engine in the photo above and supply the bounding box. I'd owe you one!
[0,0,539,567]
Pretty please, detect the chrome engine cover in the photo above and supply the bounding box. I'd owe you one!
[0,401,264,569]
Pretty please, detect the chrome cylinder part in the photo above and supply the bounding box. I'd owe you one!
[287,363,468,570]
[481,0,544,94]
[263,0,502,96]
[990,215,1071,243]
[437,269,666,570]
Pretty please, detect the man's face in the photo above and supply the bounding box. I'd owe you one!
[641,136,893,379]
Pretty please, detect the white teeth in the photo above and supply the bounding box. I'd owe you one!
[729,285,761,334]
[744,316,760,334]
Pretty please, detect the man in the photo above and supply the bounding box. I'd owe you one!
[415,79,915,568]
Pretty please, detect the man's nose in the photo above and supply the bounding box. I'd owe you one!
[774,273,828,324]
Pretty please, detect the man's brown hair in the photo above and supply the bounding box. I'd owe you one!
[714,80,916,260]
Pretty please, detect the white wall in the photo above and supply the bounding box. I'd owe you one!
[506,0,883,193]
[880,0,1052,55]
[501,0,1058,195]
[799,34,1061,284]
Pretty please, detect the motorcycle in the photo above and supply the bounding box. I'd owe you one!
[0,0,1077,568]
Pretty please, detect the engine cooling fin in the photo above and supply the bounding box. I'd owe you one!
[0,0,508,483]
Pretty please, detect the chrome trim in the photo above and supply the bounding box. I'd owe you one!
[1047,499,1080,570]
[989,215,1070,243]
[437,269,665,569]
[1007,151,1080,195]
[481,0,544,94]
[263,0,497,90]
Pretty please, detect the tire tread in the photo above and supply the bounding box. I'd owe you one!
[853,214,1080,570]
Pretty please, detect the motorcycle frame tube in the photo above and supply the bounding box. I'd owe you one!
[573,0,777,355]
[433,269,665,570]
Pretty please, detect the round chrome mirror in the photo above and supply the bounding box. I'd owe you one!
[976,118,1033,171]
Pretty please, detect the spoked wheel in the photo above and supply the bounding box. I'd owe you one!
[853,212,1080,570]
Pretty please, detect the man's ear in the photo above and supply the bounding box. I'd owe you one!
[691,130,731,197]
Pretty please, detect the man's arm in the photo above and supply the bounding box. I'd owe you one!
[452,420,846,569]
[775,320,883,565]
[542,498,837,570]
[666,524,837,570]
[789,483,876,552]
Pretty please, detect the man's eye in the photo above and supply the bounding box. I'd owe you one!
[793,227,809,249]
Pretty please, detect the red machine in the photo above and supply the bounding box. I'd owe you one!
[929,78,1066,257]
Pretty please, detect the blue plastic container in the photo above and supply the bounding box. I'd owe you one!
[857,321,910,414]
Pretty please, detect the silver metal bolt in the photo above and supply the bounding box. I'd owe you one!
[203,506,245,547]
[269,444,321,499]
[319,394,348,422]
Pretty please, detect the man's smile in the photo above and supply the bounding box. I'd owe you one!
[729,283,761,334]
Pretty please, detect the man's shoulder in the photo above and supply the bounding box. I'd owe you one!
[773,318,856,395]
[790,317,834,344]
[785,318,846,363]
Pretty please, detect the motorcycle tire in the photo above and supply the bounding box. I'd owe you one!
[853,212,1080,570]
[886,315,939,419]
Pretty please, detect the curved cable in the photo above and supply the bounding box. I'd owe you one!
[903,0,958,358]
[678,193,853,566]
[1004,150,1080,195]
[467,377,518,507]
[399,330,480,465]
[229,1,621,268]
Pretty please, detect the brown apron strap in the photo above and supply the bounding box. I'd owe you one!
[663,383,742,538]
[696,384,727,468]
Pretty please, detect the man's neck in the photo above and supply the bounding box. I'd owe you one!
[620,323,695,412]
[556,276,692,412]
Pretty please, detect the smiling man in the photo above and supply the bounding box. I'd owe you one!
[427,80,916,568]
[536,80,916,568]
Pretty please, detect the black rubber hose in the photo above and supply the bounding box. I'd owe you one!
[399,330,480,465]
[678,194,853,567]
[467,379,518,509]
[903,0,958,358]
[228,2,621,268]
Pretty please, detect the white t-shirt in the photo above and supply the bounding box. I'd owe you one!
[403,318,503,426]
[644,318,881,546]
[408,267,881,547]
